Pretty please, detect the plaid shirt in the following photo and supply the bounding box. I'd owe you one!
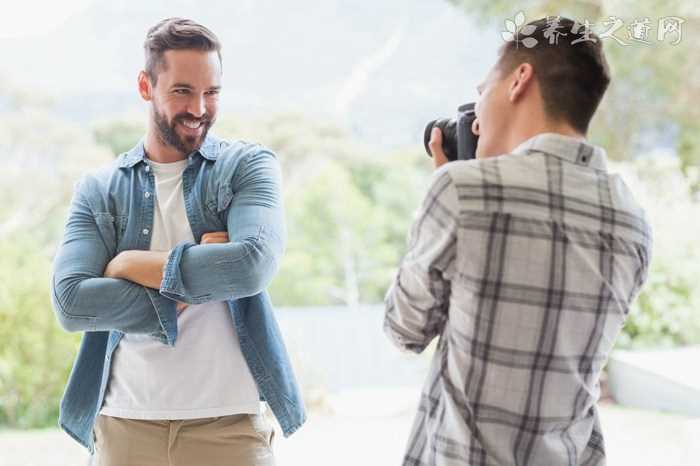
[385,133,652,466]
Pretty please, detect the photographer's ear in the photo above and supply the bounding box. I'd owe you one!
[471,118,480,136]
[508,63,535,103]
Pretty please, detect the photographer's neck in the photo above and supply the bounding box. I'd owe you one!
[506,112,585,155]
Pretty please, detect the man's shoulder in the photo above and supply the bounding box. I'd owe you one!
[207,136,279,183]
[74,158,123,196]
[440,159,483,184]
[440,153,534,186]
[433,154,553,220]
[210,136,277,164]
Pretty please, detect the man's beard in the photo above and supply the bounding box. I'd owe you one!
[153,104,213,156]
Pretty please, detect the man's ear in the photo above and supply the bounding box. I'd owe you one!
[508,63,534,103]
[137,71,153,102]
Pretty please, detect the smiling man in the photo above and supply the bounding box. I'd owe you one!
[51,18,305,466]
[385,16,652,466]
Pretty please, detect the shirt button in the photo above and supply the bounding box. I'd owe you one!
[144,191,151,198]
[145,165,151,172]
[142,228,150,235]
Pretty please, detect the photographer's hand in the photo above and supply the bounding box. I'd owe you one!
[428,127,449,169]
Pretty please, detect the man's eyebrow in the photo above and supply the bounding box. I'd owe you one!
[169,83,221,91]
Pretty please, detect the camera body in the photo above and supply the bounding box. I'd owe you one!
[424,102,478,162]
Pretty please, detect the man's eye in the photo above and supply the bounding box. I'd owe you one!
[206,90,220,96]
[174,89,189,95]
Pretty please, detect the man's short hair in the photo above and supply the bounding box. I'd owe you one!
[498,16,610,134]
[144,17,222,85]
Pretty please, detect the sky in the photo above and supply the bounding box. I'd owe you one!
[1,0,95,39]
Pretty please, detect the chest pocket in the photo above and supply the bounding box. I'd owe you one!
[204,182,234,229]
[93,212,129,256]
[217,182,234,213]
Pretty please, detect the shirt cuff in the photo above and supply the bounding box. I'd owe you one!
[144,288,178,346]
[159,240,198,302]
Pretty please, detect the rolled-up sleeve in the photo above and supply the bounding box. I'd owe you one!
[159,149,286,304]
[384,167,458,353]
[51,177,178,345]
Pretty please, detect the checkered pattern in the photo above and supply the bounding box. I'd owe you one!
[385,133,652,466]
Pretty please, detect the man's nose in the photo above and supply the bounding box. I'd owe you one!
[188,95,206,118]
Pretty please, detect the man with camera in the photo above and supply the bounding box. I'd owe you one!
[385,17,651,466]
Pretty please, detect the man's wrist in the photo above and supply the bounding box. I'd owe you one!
[105,250,129,279]
[116,250,136,280]
[112,250,169,289]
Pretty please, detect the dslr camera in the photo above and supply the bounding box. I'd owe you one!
[424,102,478,161]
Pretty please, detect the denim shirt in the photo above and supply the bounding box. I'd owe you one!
[50,134,306,453]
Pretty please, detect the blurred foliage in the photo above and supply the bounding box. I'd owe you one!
[93,119,146,157]
[0,233,80,428]
[613,159,700,348]
[0,108,114,241]
[0,107,113,428]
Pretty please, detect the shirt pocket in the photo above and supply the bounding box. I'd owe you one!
[204,181,234,228]
[93,212,128,256]
[217,182,234,213]
[114,214,129,250]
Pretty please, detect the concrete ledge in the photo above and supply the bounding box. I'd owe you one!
[608,345,700,416]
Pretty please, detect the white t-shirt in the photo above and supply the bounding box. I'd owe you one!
[100,157,261,419]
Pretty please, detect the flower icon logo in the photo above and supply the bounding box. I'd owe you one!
[502,11,538,48]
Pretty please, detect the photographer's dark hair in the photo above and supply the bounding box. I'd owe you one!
[498,16,610,134]
[144,17,222,85]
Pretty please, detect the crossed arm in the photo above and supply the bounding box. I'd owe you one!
[51,150,285,344]
[103,232,229,313]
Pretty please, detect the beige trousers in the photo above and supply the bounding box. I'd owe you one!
[90,413,276,466]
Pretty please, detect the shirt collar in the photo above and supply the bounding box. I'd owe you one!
[511,132,608,171]
[119,134,220,168]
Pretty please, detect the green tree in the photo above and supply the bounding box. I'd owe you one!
[93,118,146,157]
[0,108,114,428]
[0,233,80,427]
[613,159,700,348]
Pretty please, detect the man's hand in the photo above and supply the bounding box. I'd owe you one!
[201,231,229,244]
[428,127,449,170]
[176,301,189,314]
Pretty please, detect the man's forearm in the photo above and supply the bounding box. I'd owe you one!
[105,250,169,289]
